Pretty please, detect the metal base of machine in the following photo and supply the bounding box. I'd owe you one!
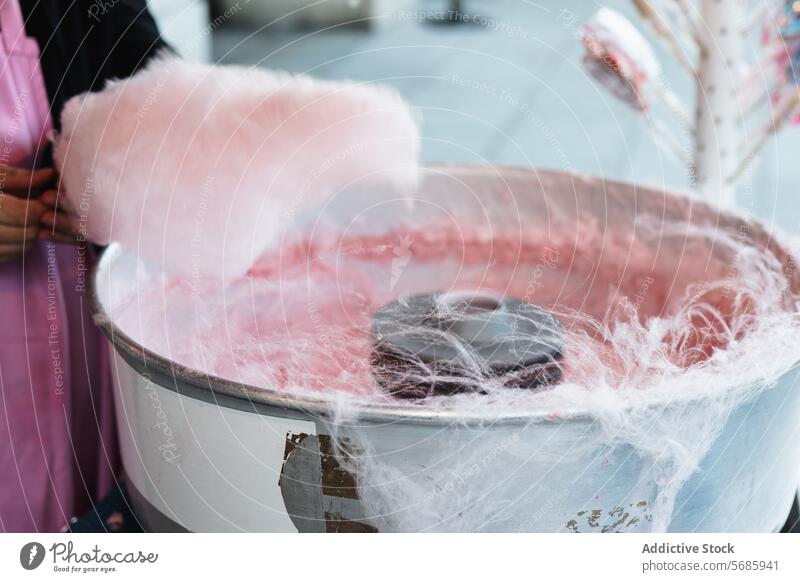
[781,495,800,533]
[126,479,189,533]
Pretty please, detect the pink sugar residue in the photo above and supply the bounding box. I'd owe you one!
[109,215,790,401]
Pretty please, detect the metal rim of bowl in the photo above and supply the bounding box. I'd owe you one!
[88,165,798,427]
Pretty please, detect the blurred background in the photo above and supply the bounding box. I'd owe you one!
[148,0,800,233]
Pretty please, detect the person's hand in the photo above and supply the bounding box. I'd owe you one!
[39,189,81,244]
[0,166,54,262]
[0,165,55,197]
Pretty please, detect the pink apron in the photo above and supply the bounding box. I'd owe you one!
[0,0,117,532]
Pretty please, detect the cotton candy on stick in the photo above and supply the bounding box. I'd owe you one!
[730,1,800,182]
[776,0,800,39]
[581,8,661,112]
[581,9,688,164]
[54,56,421,282]
[766,2,800,124]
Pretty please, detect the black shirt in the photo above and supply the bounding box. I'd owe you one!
[20,0,168,128]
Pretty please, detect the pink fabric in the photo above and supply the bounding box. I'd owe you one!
[0,0,117,532]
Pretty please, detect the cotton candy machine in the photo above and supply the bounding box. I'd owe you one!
[371,291,564,397]
[92,166,800,532]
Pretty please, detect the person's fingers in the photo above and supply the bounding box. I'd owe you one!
[38,230,76,244]
[39,205,80,244]
[0,167,56,195]
[40,209,78,237]
[0,166,55,187]
[40,189,59,208]
[39,188,75,212]
[0,223,40,244]
[0,242,29,261]
[0,194,46,226]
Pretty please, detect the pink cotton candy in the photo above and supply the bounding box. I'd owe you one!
[54,55,420,282]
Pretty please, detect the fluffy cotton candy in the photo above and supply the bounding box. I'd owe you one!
[581,8,659,111]
[54,55,420,281]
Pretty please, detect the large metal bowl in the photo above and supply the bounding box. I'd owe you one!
[92,166,800,532]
